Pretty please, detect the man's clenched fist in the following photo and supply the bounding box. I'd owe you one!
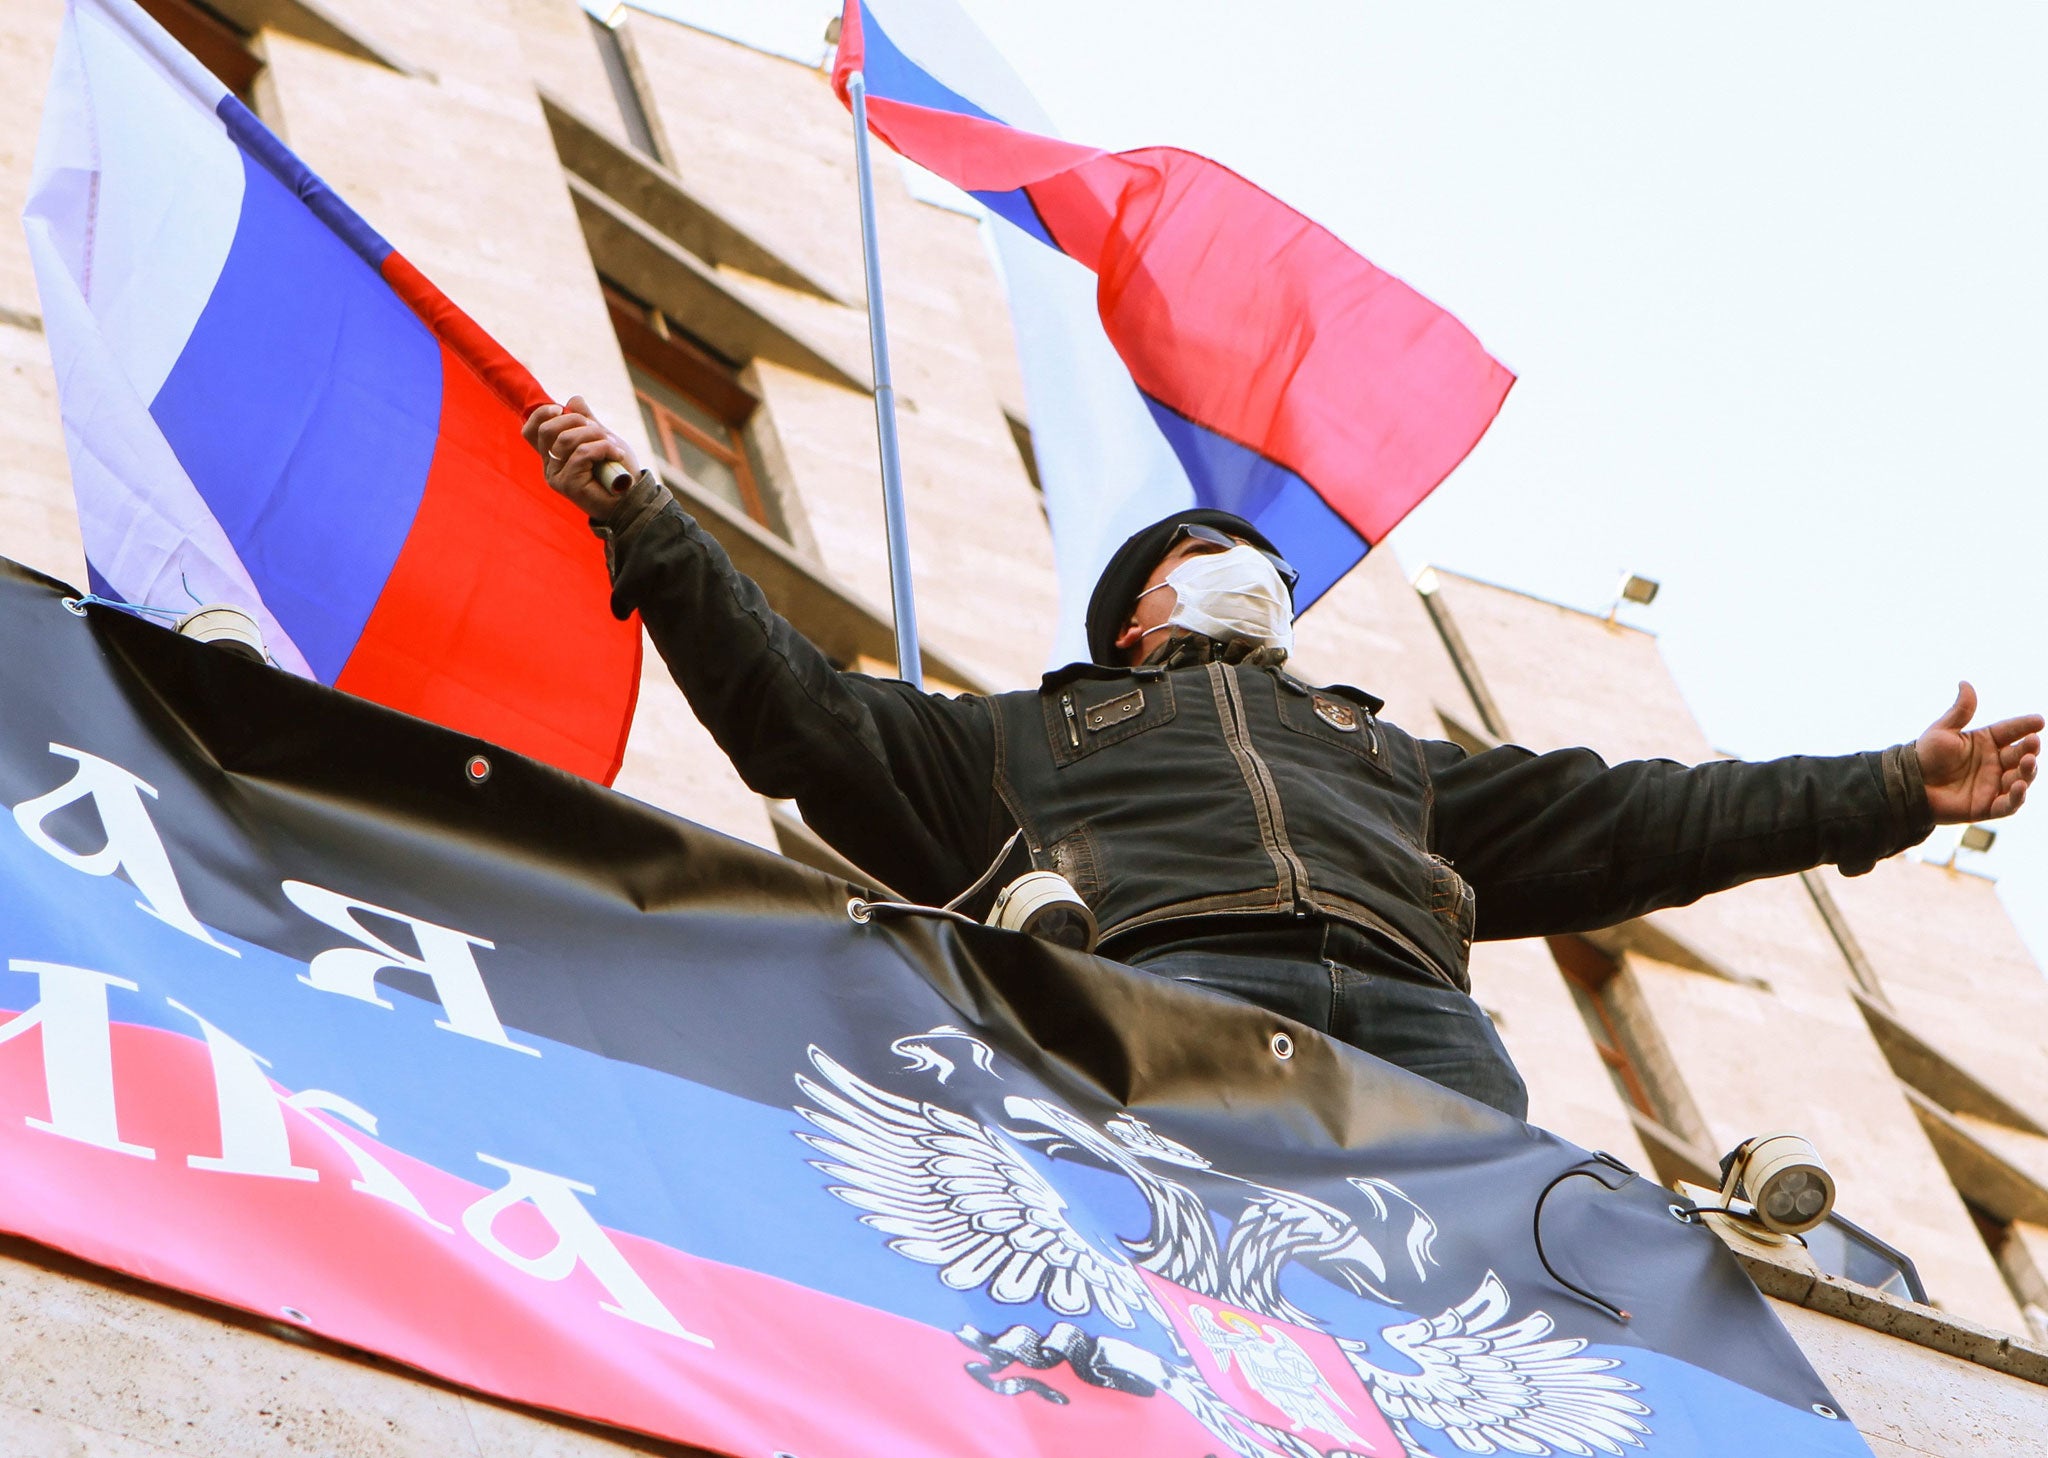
[523,395,640,519]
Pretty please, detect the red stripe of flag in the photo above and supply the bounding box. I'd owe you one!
[835,6,1512,552]
[347,256,638,784]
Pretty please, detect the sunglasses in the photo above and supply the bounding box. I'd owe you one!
[1170,523,1300,592]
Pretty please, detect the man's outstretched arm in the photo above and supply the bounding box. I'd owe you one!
[521,399,1012,904]
[1432,688,2039,942]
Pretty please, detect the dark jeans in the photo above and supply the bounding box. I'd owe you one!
[1123,919,1529,1118]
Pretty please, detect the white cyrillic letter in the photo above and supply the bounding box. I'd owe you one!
[284,1089,449,1230]
[12,745,236,955]
[165,999,316,1182]
[463,1153,709,1346]
[280,881,538,1056]
[0,960,154,1157]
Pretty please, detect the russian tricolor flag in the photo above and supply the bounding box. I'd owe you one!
[23,0,637,782]
[835,0,1515,659]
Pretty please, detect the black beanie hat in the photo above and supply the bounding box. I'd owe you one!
[1083,508,1289,666]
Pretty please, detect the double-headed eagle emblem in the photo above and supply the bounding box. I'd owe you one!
[795,1034,1652,1458]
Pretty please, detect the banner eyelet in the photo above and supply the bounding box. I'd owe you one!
[1270,1031,1294,1061]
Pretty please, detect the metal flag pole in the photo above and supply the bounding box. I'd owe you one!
[845,69,924,689]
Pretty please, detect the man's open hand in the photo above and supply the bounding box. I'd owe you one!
[522,395,640,519]
[1917,682,2040,824]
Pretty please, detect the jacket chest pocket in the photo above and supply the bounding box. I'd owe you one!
[1042,674,1177,767]
[1429,853,1476,951]
[1272,679,1390,775]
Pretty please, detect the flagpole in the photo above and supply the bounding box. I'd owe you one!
[845,69,924,690]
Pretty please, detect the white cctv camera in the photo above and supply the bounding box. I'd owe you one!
[1719,1132,1836,1236]
[175,603,267,662]
[987,871,1098,953]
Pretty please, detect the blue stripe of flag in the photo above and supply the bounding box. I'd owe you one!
[1140,395,1366,611]
[147,139,442,682]
[855,3,1005,125]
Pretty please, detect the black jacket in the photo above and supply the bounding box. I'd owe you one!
[601,478,1933,989]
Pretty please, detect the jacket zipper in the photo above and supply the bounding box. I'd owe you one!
[1061,692,1080,749]
[1364,712,1382,757]
[1211,665,1311,913]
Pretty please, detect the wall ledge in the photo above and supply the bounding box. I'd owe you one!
[1683,1184,2048,1388]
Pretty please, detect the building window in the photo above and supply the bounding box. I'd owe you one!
[1965,1201,2048,1340]
[587,10,662,161]
[1549,936,1662,1121]
[600,279,778,530]
[137,0,261,105]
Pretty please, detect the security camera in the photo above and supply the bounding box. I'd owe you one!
[987,871,1098,953]
[1719,1133,1835,1236]
[175,603,266,663]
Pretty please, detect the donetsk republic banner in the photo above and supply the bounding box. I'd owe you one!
[0,556,1868,1458]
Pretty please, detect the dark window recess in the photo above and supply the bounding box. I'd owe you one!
[1965,1200,2048,1336]
[1549,935,1665,1124]
[600,279,777,531]
[1005,413,1042,493]
[587,12,660,159]
[137,0,261,105]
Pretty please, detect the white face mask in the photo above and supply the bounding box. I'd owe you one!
[1138,543,1295,656]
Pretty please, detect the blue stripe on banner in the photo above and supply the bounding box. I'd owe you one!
[971,186,1057,247]
[148,146,443,683]
[1140,395,1366,612]
[857,3,1004,123]
[214,97,393,270]
[0,823,1153,1350]
[0,811,1880,1454]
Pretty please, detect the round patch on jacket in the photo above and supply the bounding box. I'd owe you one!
[1313,695,1361,732]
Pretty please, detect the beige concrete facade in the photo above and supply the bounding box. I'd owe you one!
[0,1,2043,1451]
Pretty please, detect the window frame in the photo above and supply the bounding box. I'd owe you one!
[1549,935,1663,1121]
[586,10,664,163]
[600,280,770,526]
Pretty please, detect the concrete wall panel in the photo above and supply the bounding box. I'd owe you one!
[1465,937,1654,1169]
[1289,547,1484,738]
[1421,570,1715,763]
[0,1239,710,1457]
[1774,1299,2048,1458]
[502,0,627,144]
[0,0,84,589]
[628,19,863,307]
[1830,857,2048,1119]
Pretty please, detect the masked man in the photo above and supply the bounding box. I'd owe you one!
[526,399,2039,1119]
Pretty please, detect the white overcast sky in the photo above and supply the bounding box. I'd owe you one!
[638,0,2047,967]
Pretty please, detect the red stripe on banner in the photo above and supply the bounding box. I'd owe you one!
[0,1018,1217,1457]
[862,96,1513,545]
[335,341,639,785]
